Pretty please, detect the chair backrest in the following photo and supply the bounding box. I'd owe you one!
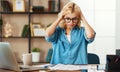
[88,53,100,64]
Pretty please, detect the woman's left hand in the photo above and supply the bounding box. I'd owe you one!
[78,7,85,21]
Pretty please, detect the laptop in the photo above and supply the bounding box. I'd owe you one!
[107,55,120,72]
[0,42,48,72]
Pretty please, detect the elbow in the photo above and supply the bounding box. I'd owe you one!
[45,30,53,37]
[45,27,55,37]
[45,28,52,37]
[45,32,50,37]
[86,32,95,39]
[45,28,50,37]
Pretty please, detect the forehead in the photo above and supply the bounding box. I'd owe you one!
[64,13,78,18]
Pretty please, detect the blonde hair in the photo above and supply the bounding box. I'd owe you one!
[59,2,81,28]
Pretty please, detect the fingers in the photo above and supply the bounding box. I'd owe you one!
[78,7,82,14]
[78,7,84,20]
[58,11,65,20]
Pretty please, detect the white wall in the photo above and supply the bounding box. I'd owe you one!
[116,0,120,49]
[70,0,116,64]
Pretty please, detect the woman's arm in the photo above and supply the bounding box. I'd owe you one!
[45,11,64,37]
[79,8,95,39]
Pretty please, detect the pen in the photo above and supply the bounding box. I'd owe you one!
[43,64,55,68]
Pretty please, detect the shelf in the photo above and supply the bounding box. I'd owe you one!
[30,11,59,14]
[31,36,45,38]
[0,36,29,38]
[0,11,59,14]
[0,12,30,14]
[0,36,45,38]
[0,0,61,54]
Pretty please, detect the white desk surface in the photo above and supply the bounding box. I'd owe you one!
[0,64,106,72]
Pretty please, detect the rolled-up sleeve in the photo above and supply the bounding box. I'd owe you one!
[84,29,96,43]
[45,28,59,43]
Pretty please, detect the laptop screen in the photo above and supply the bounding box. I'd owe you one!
[0,42,49,72]
[107,55,120,70]
[0,42,20,71]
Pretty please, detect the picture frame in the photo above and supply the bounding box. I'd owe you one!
[32,23,42,29]
[13,0,25,12]
[30,23,45,37]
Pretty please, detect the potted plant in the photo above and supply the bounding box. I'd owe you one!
[31,48,41,62]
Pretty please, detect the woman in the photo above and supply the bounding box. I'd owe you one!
[45,2,96,65]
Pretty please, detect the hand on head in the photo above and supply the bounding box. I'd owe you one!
[58,11,65,21]
[78,7,84,20]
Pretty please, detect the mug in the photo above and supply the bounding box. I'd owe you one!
[22,53,32,66]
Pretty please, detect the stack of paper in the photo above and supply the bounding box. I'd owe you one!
[49,64,89,70]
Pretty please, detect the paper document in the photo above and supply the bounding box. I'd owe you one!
[49,64,89,70]
[19,63,52,69]
[31,64,52,68]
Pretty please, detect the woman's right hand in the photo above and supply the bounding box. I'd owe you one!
[45,11,65,37]
[58,11,65,21]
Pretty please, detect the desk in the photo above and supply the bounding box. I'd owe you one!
[0,69,105,72]
[0,64,106,72]
[0,69,15,72]
[0,69,81,72]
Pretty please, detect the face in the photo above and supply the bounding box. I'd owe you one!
[64,13,79,29]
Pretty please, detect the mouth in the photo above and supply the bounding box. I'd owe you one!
[67,23,74,26]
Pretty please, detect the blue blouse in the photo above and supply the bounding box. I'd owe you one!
[45,26,95,64]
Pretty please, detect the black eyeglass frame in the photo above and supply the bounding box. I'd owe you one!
[64,17,79,23]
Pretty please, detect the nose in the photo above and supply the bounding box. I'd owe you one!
[69,20,74,23]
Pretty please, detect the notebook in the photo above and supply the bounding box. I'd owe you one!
[0,42,48,72]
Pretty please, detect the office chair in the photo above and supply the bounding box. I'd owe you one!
[88,53,100,64]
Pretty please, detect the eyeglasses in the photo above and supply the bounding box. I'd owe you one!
[64,17,78,23]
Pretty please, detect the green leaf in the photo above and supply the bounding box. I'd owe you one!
[32,48,40,52]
